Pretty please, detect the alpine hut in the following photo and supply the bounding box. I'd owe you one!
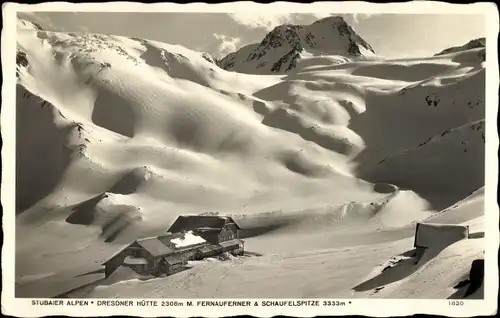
[103,222,245,279]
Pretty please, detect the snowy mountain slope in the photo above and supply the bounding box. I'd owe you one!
[349,63,485,165]
[16,19,385,235]
[250,50,485,187]
[13,17,486,299]
[435,38,486,57]
[217,16,375,74]
[360,120,485,210]
[423,187,484,226]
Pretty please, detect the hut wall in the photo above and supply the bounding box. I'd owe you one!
[225,223,240,239]
[126,263,150,276]
[199,232,220,244]
[196,245,223,259]
[231,241,244,255]
[162,255,188,276]
[181,249,198,261]
[166,262,186,275]
[146,258,166,276]
[218,226,237,242]
[104,244,156,278]
[131,247,154,260]
[150,258,172,276]
[220,240,244,255]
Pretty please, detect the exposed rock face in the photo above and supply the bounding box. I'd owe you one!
[217,16,375,74]
[201,52,216,64]
[247,25,305,63]
[31,21,45,31]
[16,48,28,68]
[16,48,29,78]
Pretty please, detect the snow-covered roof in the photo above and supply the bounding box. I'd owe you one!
[170,231,206,248]
[103,231,210,264]
[414,223,469,248]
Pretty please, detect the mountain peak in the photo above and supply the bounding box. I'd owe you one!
[217,16,375,74]
[312,15,347,25]
[18,18,45,32]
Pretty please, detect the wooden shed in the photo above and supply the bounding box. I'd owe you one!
[414,222,469,249]
[167,215,241,244]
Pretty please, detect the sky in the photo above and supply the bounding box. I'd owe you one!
[18,11,486,59]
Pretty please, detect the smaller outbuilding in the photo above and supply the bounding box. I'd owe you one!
[414,222,469,250]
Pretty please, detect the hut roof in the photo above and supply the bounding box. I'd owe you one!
[414,222,469,248]
[167,215,241,234]
[103,232,209,265]
[170,230,207,248]
[103,243,134,265]
[136,237,175,257]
